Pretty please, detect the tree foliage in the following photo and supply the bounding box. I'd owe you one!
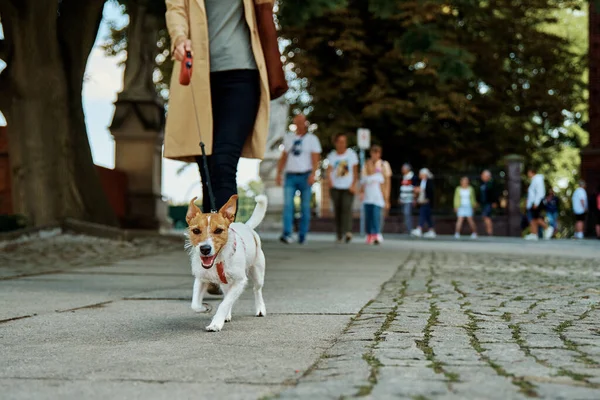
[279,0,587,173]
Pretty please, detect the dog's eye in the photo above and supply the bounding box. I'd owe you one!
[214,228,224,234]
[191,228,201,235]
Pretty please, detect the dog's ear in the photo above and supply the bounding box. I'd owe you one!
[219,195,238,223]
[186,197,201,224]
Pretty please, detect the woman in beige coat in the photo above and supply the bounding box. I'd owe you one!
[165,0,272,214]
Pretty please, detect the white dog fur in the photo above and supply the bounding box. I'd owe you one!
[186,195,267,332]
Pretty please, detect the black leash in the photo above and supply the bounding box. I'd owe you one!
[184,51,217,213]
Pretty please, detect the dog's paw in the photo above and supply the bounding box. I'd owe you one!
[191,303,209,313]
[225,314,232,323]
[205,322,224,332]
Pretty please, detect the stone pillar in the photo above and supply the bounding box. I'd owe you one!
[504,154,524,237]
[257,96,289,231]
[582,3,600,236]
[109,1,170,230]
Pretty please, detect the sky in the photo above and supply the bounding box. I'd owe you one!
[0,2,260,205]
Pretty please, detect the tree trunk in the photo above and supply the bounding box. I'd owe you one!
[0,0,118,227]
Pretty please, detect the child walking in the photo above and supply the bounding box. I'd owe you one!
[360,160,385,245]
[454,177,478,239]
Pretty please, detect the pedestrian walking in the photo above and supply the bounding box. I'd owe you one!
[360,160,385,244]
[524,167,553,240]
[361,145,392,230]
[164,0,282,296]
[543,189,560,236]
[411,168,436,238]
[399,163,419,233]
[454,177,478,239]
[572,180,588,240]
[479,170,498,236]
[326,133,359,243]
[276,114,322,244]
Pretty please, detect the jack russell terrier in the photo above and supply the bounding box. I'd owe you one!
[185,194,267,332]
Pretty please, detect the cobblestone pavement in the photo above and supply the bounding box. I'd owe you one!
[276,249,600,400]
[0,230,181,279]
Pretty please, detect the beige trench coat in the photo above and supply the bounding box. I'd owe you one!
[164,0,273,162]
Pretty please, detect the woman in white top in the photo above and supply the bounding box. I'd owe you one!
[360,160,385,245]
[453,176,478,239]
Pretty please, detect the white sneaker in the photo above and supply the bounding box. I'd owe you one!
[454,232,460,239]
[524,233,539,241]
[423,230,437,239]
[471,233,478,240]
[544,226,554,240]
[411,228,423,237]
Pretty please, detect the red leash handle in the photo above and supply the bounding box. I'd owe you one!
[179,51,193,86]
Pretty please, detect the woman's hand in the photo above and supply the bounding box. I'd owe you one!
[174,39,193,62]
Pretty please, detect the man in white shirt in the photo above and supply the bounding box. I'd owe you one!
[525,167,553,240]
[326,133,359,243]
[572,180,588,239]
[276,114,322,244]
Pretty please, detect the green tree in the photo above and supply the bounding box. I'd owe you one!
[0,0,117,226]
[280,0,586,173]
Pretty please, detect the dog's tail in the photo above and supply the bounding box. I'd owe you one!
[244,195,268,230]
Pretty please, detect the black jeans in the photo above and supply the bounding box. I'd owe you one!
[195,69,260,213]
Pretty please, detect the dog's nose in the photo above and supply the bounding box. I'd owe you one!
[200,245,212,255]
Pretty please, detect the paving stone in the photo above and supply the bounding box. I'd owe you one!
[3,235,600,399]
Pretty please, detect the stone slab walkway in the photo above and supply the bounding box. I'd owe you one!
[1,233,599,399]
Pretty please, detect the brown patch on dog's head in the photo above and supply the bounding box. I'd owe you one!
[186,195,238,269]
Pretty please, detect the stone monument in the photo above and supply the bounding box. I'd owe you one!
[110,0,170,230]
[257,96,289,231]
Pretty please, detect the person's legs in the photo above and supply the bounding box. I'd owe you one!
[467,216,477,233]
[282,174,298,239]
[425,204,434,230]
[298,173,312,242]
[330,189,343,240]
[403,203,413,232]
[418,205,426,230]
[372,205,382,235]
[455,216,464,234]
[529,218,538,235]
[482,204,493,235]
[197,155,213,213]
[547,212,557,230]
[483,217,492,235]
[364,204,373,235]
[341,190,354,239]
[207,70,260,211]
